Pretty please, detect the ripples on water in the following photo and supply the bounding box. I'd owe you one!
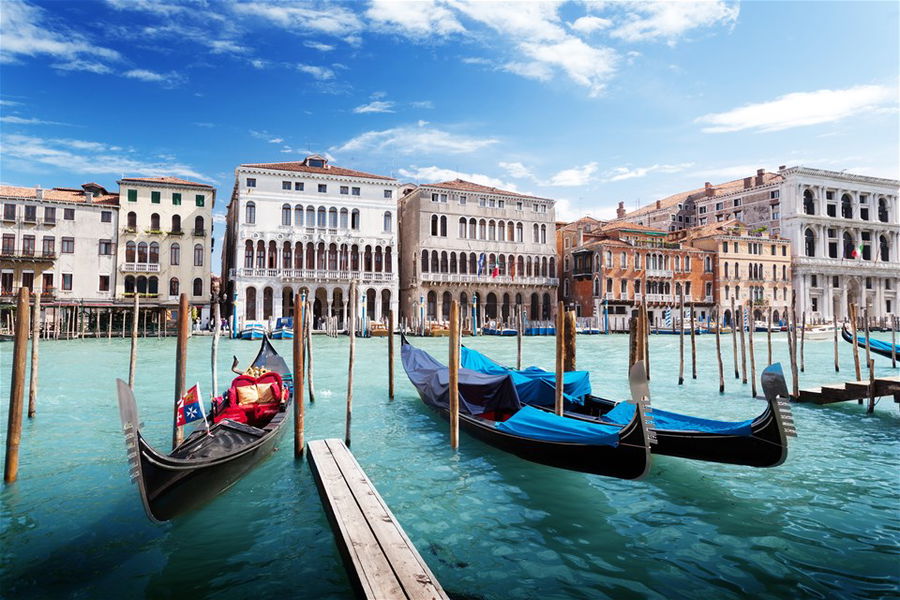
[1,333,898,599]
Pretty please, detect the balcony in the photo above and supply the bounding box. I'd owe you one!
[235,267,395,284]
[193,229,206,237]
[167,229,184,236]
[0,248,56,262]
[605,292,615,300]
[42,219,56,227]
[646,269,674,278]
[421,272,558,286]
[121,262,161,273]
[0,287,56,301]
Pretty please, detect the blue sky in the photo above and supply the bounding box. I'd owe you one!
[1,0,897,272]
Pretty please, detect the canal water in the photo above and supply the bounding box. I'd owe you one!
[1,332,897,599]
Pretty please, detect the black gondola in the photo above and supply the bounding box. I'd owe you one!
[460,346,795,468]
[117,337,292,522]
[841,325,899,360]
[400,337,654,480]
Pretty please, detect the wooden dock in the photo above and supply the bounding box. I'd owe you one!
[308,439,449,600]
[797,376,900,405]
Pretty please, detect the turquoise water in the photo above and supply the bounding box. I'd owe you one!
[1,332,898,599]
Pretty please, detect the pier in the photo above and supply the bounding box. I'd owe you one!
[797,376,900,405]
[307,439,448,600]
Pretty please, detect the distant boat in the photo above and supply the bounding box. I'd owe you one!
[841,326,899,359]
[483,327,517,336]
[271,317,294,339]
[577,327,603,335]
[240,322,267,340]
[803,325,833,340]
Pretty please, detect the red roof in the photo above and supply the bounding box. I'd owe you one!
[424,179,553,202]
[241,161,396,181]
[119,176,215,189]
[0,185,119,206]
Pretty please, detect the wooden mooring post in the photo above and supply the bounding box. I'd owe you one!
[730,297,739,379]
[790,292,799,398]
[294,295,305,458]
[211,298,221,398]
[689,302,697,380]
[564,309,576,372]
[747,301,757,397]
[449,300,460,450]
[387,310,395,400]
[678,291,685,385]
[306,299,316,403]
[800,310,806,373]
[129,294,139,389]
[892,315,897,368]
[642,303,651,380]
[739,302,748,384]
[715,306,724,393]
[833,297,840,373]
[867,359,876,414]
[4,288,30,483]
[345,284,356,447]
[555,302,565,416]
[27,292,40,418]
[173,294,189,450]
[516,306,523,371]
[850,303,861,380]
[863,306,872,370]
[767,306,773,366]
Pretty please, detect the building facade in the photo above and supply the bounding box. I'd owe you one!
[1,184,119,304]
[779,167,899,320]
[223,155,405,330]
[398,179,558,327]
[115,177,215,310]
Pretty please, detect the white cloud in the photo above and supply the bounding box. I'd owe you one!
[517,38,618,96]
[696,85,896,133]
[0,116,71,126]
[603,162,694,182]
[268,138,284,144]
[1,133,212,181]
[208,39,249,54]
[193,121,215,128]
[123,68,183,86]
[367,0,465,37]
[232,2,363,37]
[212,212,227,225]
[304,41,335,52]
[411,100,434,109]
[353,100,396,114]
[333,124,498,156]
[548,162,599,186]
[250,59,267,69]
[398,165,518,191]
[52,59,114,74]
[296,64,335,80]
[611,1,740,44]
[0,0,120,66]
[499,161,538,181]
[570,16,612,34]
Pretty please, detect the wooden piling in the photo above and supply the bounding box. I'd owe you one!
[449,300,460,450]
[516,306,523,371]
[790,292,799,398]
[4,288,30,483]
[27,293,40,418]
[346,283,357,447]
[554,302,564,416]
[173,294,189,450]
[863,306,872,369]
[747,301,757,397]
[689,302,697,380]
[730,297,739,379]
[867,358,876,414]
[563,309,576,372]
[128,295,139,389]
[892,315,897,369]
[642,303,651,380]
[715,306,724,393]
[833,297,840,372]
[294,296,305,458]
[799,310,806,373]
[767,306,773,366]
[211,298,221,398]
[678,292,685,385]
[306,300,316,403]
[388,310,395,400]
[850,303,861,380]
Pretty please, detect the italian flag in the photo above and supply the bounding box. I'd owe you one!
[851,243,863,259]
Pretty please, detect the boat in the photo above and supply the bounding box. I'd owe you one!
[483,324,517,336]
[400,336,653,480]
[650,327,710,335]
[841,326,899,360]
[271,317,294,339]
[754,321,781,333]
[459,346,795,468]
[117,337,293,522]
[803,325,833,341]
[369,321,390,337]
[240,321,267,340]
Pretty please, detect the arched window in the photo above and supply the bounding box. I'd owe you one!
[282,243,292,269]
[516,222,523,242]
[440,251,448,273]
[148,276,158,295]
[533,223,539,243]
[127,211,137,229]
[194,216,204,234]
[841,194,852,219]
[843,232,854,259]
[704,256,712,272]
[306,206,315,226]
[126,241,136,262]
[329,207,338,228]
[295,205,304,226]
[136,276,147,294]
[430,250,438,273]
[317,206,326,228]
[488,220,496,241]
[880,235,890,261]
[194,244,204,266]
[540,224,547,244]
[193,278,203,297]
[458,217,467,238]
[440,215,447,237]
[282,204,291,225]
[804,228,816,257]
[256,241,265,268]
[149,242,159,264]
[351,209,360,230]
[169,277,179,296]
[549,257,556,278]
[421,249,429,273]
[245,287,257,320]
[469,218,476,239]
[124,275,135,294]
[431,215,439,236]
[245,201,256,224]
[171,214,181,233]
[878,197,889,223]
[803,189,815,215]
[724,262,730,278]
[383,211,392,233]
[478,219,486,239]
[137,242,148,263]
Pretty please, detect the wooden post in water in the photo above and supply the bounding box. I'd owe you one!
[891,315,897,369]
[790,292,799,398]
[345,283,356,447]
[730,297,739,379]
[564,309,576,372]
[863,306,872,370]
[173,294,189,450]
[767,306,773,366]
[738,302,747,384]
[305,300,316,403]
[678,291,685,385]
[800,310,807,373]
[129,295,139,389]
[714,306,724,393]
[211,297,221,398]
[388,310,395,400]
[4,288,30,483]
[516,306,523,371]
[642,303,651,380]
[689,302,697,380]
[27,293,41,418]
[747,301,757,397]
[867,358,876,414]
[449,300,460,450]
[293,296,305,458]
[554,302,565,416]
[833,297,840,372]
[850,303,861,380]
[80,303,86,339]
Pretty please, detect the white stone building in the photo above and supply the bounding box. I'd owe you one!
[222,155,405,330]
[116,177,216,310]
[779,167,899,320]
[398,179,559,327]
[1,183,119,304]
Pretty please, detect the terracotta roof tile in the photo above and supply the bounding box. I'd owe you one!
[241,161,396,181]
[600,221,667,234]
[119,176,215,189]
[423,179,554,202]
[0,185,119,206]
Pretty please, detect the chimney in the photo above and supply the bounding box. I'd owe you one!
[35,186,43,200]
[743,177,752,189]
[704,182,715,198]
[755,168,765,186]
[85,191,94,202]
[616,201,625,219]
[576,226,584,247]
[655,200,661,209]
[778,165,786,172]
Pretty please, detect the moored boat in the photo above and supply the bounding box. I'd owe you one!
[240,321,267,340]
[841,325,900,360]
[271,317,294,339]
[117,337,293,522]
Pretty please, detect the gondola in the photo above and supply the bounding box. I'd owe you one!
[400,337,653,480]
[841,325,899,360]
[460,346,795,468]
[117,337,293,522]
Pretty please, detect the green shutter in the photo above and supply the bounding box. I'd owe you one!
[127,189,137,202]
[151,191,161,203]
[172,193,182,205]
[195,194,205,207]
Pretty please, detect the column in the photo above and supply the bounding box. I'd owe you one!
[840,279,848,320]
[342,299,348,331]
[273,284,283,320]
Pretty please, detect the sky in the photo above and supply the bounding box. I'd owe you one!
[1,0,898,274]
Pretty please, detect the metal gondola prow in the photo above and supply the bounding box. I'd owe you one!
[761,362,796,451]
[116,379,159,522]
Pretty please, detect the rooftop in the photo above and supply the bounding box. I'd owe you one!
[423,179,554,202]
[241,155,396,181]
[119,176,215,189]
[0,184,119,206]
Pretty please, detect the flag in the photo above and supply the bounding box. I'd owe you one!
[510,260,516,279]
[477,253,486,276]
[664,308,672,328]
[491,265,499,278]
[851,243,863,259]
[176,384,206,426]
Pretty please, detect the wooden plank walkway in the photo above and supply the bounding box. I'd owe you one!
[308,439,449,600]
[797,376,900,405]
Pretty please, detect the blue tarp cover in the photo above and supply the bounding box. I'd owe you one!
[461,347,593,405]
[496,405,620,446]
[602,401,753,436]
[853,334,898,354]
